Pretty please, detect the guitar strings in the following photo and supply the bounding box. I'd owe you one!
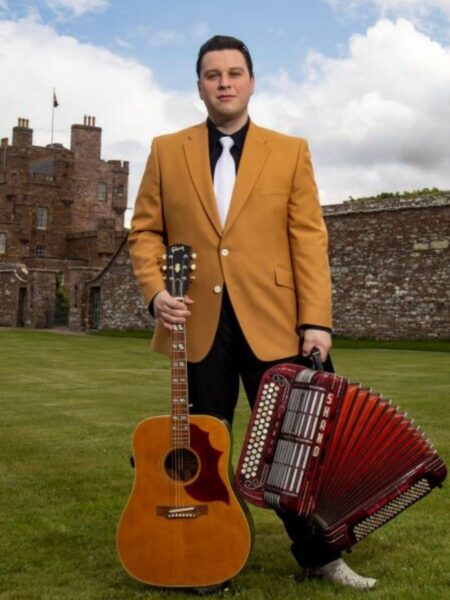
[172,315,189,509]
[169,256,190,510]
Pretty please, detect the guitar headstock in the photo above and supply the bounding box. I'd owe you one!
[162,244,196,298]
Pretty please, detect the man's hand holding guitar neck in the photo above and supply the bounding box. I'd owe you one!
[153,290,194,330]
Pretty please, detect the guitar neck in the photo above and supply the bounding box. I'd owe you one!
[171,321,190,447]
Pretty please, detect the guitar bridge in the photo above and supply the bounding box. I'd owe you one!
[157,505,208,519]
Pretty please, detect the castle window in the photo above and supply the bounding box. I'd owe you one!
[97,182,107,201]
[0,233,6,254]
[36,207,48,230]
[36,245,46,257]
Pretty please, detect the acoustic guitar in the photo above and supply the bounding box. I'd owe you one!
[116,244,253,588]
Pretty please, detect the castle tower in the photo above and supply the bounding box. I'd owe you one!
[70,115,101,161]
[70,115,128,232]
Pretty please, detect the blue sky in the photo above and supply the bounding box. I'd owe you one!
[1,0,450,218]
[40,0,379,90]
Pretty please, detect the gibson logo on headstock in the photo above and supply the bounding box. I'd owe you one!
[163,244,194,298]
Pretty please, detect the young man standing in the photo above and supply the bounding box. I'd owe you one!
[129,35,376,590]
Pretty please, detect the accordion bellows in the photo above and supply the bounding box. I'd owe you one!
[236,364,447,550]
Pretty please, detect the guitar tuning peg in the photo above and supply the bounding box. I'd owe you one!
[162,254,167,260]
[162,265,168,272]
[190,264,197,271]
[190,275,196,281]
[191,252,198,259]
[162,275,167,281]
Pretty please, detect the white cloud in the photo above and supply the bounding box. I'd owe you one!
[44,0,109,17]
[326,0,450,20]
[250,18,450,202]
[150,29,184,46]
[114,36,132,49]
[189,22,210,40]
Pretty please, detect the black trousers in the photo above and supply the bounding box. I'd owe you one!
[188,288,341,569]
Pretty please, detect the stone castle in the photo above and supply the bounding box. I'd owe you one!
[1,116,448,339]
[0,116,131,329]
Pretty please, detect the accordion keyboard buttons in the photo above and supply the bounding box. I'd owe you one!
[240,381,279,479]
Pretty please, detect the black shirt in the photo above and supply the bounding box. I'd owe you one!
[207,117,250,176]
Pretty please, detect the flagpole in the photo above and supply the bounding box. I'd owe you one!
[51,88,56,145]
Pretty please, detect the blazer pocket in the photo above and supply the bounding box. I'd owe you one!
[254,187,291,196]
[275,267,295,290]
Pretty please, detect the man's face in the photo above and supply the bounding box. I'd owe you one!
[197,49,255,126]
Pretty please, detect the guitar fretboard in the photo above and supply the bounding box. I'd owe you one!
[171,322,190,447]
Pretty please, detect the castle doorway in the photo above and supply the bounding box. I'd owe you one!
[17,287,27,326]
[90,287,101,329]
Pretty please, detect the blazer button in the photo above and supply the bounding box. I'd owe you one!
[213,285,222,294]
[221,248,229,256]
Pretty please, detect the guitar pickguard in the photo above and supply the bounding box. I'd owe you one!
[185,423,230,504]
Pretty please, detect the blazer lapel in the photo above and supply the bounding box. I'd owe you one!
[183,124,222,237]
[224,123,271,234]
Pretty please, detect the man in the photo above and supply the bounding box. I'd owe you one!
[129,35,376,590]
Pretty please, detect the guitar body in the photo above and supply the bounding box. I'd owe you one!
[117,414,253,588]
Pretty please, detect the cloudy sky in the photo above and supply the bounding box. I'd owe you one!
[1,0,450,224]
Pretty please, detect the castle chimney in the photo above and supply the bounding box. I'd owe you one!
[82,115,97,127]
[12,118,33,146]
[1,138,8,147]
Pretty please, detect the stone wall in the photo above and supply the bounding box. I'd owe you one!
[0,265,23,326]
[28,269,58,328]
[86,238,152,331]
[68,266,103,330]
[324,194,450,339]
[0,263,58,328]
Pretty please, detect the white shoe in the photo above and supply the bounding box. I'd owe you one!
[305,558,377,589]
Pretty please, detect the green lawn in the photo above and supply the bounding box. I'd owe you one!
[0,330,449,600]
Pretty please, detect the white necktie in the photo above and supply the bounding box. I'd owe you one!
[214,136,235,227]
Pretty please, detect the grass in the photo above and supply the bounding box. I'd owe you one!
[0,330,449,600]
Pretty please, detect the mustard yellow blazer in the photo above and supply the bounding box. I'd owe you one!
[129,121,332,362]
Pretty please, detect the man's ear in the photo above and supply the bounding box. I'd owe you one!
[197,80,203,100]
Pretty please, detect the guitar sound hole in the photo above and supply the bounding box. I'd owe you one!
[164,448,199,482]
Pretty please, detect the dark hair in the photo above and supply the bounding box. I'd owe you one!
[196,35,254,78]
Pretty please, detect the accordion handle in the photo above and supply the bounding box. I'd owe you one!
[309,346,324,371]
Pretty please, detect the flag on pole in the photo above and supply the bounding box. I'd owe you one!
[51,89,59,144]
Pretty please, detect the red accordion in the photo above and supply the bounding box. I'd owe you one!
[236,364,447,550]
